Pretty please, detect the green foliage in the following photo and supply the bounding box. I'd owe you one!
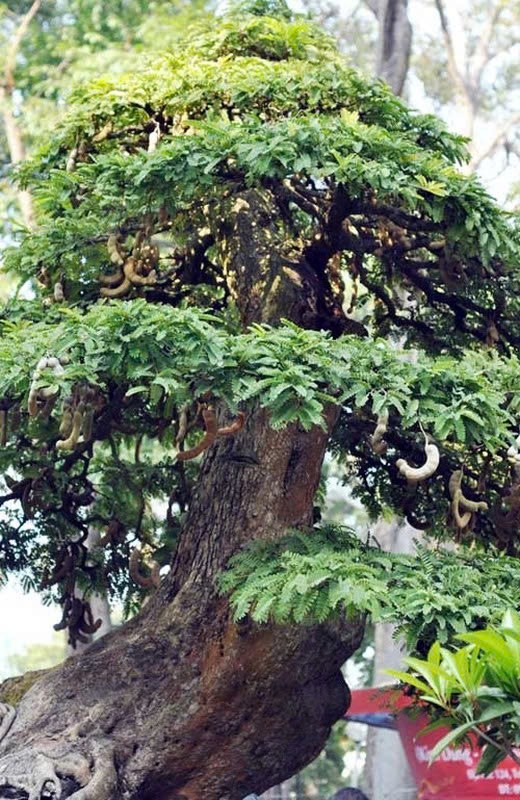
[11,8,510,293]
[0,1,207,236]
[388,610,520,775]
[0,2,519,638]
[0,299,519,598]
[219,525,520,655]
[0,302,518,445]
[229,0,293,19]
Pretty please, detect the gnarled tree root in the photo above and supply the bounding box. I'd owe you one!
[0,740,116,800]
[0,705,15,745]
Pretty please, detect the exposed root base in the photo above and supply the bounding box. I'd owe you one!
[0,705,15,745]
[0,740,116,800]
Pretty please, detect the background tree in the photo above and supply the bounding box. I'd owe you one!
[0,1,519,798]
[6,635,65,676]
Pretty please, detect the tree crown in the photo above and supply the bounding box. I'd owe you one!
[0,3,519,651]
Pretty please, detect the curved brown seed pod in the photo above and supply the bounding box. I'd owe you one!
[28,356,64,416]
[449,471,472,529]
[452,499,471,529]
[59,403,74,437]
[0,410,7,447]
[66,146,78,173]
[99,519,124,547]
[82,406,94,442]
[429,239,446,251]
[459,495,488,513]
[177,407,218,461]
[28,388,39,417]
[99,268,124,287]
[217,411,246,437]
[78,603,102,635]
[148,124,161,153]
[37,266,50,287]
[100,276,132,298]
[69,598,84,628]
[92,122,112,142]
[123,257,157,286]
[132,230,145,259]
[56,407,83,451]
[175,404,189,447]
[396,442,439,484]
[107,233,125,266]
[449,470,488,529]
[54,597,72,631]
[49,553,74,585]
[54,282,65,302]
[149,561,161,588]
[370,412,388,455]
[129,548,161,589]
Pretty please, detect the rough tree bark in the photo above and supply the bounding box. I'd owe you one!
[0,190,364,800]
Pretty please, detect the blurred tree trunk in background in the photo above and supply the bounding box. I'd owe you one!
[369,0,412,95]
[362,521,417,800]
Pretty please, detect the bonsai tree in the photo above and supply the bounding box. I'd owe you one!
[0,0,519,797]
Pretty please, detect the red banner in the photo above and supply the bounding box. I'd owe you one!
[397,714,520,799]
[347,688,520,798]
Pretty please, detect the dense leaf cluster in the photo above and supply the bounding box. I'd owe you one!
[1,302,519,439]
[219,525,520,655]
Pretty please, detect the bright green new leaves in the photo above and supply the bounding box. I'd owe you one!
[388,611,520,775]
[220,526,520,654]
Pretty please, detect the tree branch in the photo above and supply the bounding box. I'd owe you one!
[433,0,470,105]
[470,1,505,90]
[363,0,378,16]
[4,0,42,91]
[470,113,520,171]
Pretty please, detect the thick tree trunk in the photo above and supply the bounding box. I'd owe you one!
[0,410,363,800]
[0,189,364,800]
